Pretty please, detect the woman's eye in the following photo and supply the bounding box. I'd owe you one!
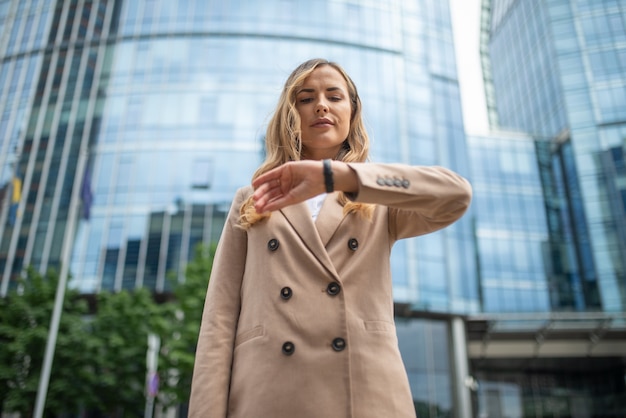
[299,98,313,104]
[330,96,342,102]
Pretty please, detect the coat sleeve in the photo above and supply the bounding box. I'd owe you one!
[345,163,472,240]
[188,187,249,417]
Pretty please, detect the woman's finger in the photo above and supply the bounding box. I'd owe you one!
[254,177,284,199]
[252,166,283,189]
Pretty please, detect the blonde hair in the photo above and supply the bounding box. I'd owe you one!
[239,58,374,228]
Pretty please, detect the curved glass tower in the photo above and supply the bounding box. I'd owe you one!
[1,0,475,306]
[1,0,475,414]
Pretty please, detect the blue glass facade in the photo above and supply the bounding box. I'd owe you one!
[473,0,626,415]
[0,0,476,309]
[467,129,626,414]
[484,0,626,312]
[468,132,550,312]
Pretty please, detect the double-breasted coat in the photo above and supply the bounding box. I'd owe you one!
[189,163,472,418]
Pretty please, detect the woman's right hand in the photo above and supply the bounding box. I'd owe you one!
[252,160,357,213]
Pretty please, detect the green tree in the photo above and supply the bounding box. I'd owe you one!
[0,246,214,416]
[157,244,214,408]
[0,267,92,416]
[86,287,160,417]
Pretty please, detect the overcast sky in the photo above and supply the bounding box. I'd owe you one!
[450,0,489,134]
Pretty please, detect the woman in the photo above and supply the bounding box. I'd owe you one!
[189,58,472,418]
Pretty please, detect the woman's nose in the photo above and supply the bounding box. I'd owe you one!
[316,101,329,113]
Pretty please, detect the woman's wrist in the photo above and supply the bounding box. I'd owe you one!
[328,161,358,193]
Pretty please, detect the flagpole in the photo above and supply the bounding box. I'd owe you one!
[144,333,161,418]
[33,149,88,418]
[32,0,113,411]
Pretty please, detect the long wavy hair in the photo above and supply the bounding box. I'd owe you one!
[239,58,375,228]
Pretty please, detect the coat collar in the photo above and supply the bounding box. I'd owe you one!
[279,193,345,281]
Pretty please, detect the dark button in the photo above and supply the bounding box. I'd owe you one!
[384,177,394,186]
[282,341,295,355]
[401,179,410,188]
[393,178,402,187]
[326,282,341,296]
[280,287,292,300]
[347,238,359,251]
[332,337,346,352]
[268,238,279,251]
[377,177,386,186]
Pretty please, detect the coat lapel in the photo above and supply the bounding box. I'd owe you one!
[279,195,343,281]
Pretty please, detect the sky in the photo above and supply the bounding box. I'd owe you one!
[450,0,489,134]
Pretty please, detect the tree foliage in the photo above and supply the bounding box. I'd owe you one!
[156,244,214,408]
[0,267,91,416]
[87,287,161,416]
[0,244,214,416]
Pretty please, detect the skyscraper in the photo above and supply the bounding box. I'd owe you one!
[482,0,626,312]
[1,0,475,414]
[472,0,626,415]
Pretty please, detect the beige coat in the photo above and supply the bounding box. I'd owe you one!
[189,163,472,418]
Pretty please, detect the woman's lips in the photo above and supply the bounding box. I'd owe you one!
[312,118,333,127]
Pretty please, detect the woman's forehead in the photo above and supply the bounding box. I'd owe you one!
[300,66,348,89]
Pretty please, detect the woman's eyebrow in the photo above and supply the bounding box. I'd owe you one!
[297,86,343,94]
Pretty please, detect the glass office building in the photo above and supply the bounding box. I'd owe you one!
[473,0,626,415]
[467,129,626,416]
[468,131,551,313]
[483,0,626,313]
[0,0,475,304]
[0,0,476,415]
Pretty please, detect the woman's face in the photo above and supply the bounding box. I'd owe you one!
[295,65,352,160]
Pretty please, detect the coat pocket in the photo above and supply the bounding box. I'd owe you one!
[364,320,395,333]
[234,325,264,348]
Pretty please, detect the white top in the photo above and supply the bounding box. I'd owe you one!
[306,193,326,221]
